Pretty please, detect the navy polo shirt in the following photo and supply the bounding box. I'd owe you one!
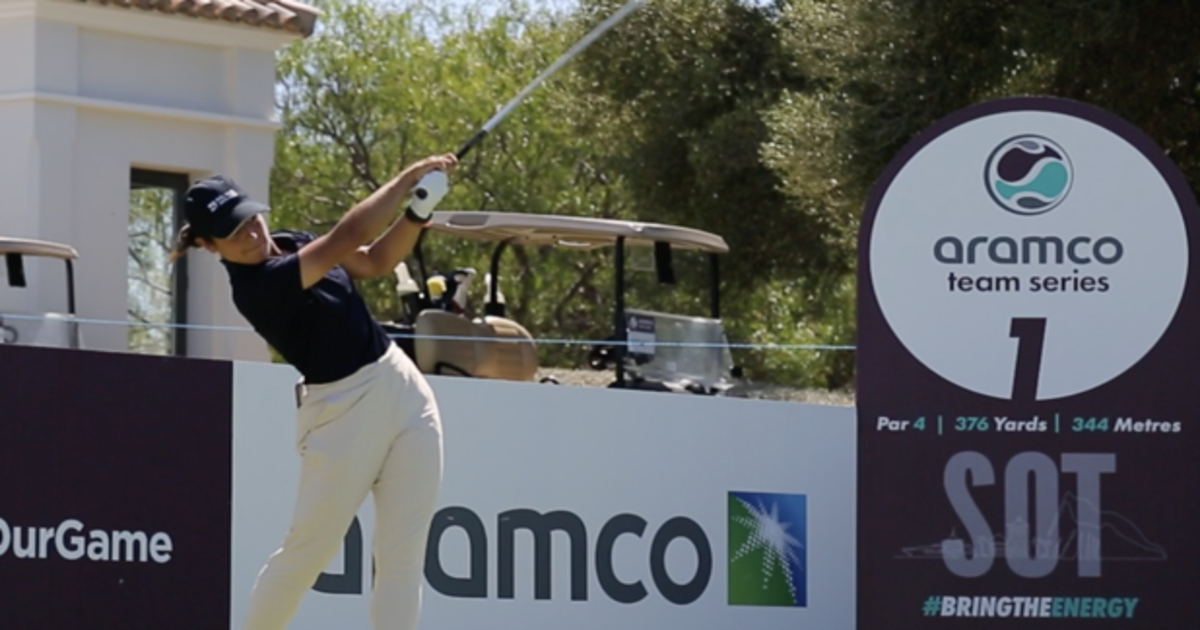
[221,230,391,384]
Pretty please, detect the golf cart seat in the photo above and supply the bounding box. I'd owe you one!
[413,310,538,381]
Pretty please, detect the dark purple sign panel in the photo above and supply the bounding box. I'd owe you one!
[0,344,232,629]
[856,97,1199,627]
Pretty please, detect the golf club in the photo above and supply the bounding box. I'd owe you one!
[405,0,650,219]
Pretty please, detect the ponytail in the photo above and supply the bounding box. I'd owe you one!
[168,224,198,264]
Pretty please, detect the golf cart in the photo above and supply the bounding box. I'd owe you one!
[380,210,741,395]
[0,237,82,349]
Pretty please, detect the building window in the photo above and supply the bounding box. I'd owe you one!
[128,168,190,356]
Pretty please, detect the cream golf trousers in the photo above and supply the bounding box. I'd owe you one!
[240,342,444,630]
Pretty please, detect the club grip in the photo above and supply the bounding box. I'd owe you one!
[455,129,489,160]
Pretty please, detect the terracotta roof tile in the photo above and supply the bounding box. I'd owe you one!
[77,0,319,37]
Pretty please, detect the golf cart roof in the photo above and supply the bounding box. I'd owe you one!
[426,211,729,254]
[0,237,79,260]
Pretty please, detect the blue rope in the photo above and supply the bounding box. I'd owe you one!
[0,312,857,351]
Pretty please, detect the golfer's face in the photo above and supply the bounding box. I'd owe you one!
[215,214,271,264]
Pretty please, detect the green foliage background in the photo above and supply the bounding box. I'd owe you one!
[266,0,1200,390]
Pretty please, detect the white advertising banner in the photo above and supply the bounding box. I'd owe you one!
[231,361,857,629]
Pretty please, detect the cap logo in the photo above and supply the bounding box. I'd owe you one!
[207,189,240,213]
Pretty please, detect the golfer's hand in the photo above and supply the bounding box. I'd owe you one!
[404,153,459,183]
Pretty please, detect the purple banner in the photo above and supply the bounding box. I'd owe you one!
[856,97,1200,627]
[0,344,232,629]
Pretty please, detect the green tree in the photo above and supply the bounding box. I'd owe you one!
[567,0,857,388]
[759,0,1200,388]
[766,0,1200,268]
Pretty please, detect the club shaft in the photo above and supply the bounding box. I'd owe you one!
[456,0,648,160]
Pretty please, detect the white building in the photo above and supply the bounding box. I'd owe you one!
[0,0,318,361]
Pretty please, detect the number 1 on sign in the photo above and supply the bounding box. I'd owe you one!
[1010,318,1047,401]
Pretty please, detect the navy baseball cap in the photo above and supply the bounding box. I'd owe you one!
[183,175,271,239]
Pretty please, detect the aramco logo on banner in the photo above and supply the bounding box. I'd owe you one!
[984,135,1074,216]
[313,491,810,608]
[727,491,808,607]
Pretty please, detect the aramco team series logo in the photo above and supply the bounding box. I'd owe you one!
[984,135,1074,215]
[727,491,807,607]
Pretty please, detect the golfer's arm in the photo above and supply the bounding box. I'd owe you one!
[342,215,426,280]
[296,172,418,288]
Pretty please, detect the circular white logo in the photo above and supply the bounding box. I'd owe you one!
[984,135,1074,216]
[868,103,1189,400]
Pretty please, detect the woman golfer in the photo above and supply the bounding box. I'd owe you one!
[170,153,459,630]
